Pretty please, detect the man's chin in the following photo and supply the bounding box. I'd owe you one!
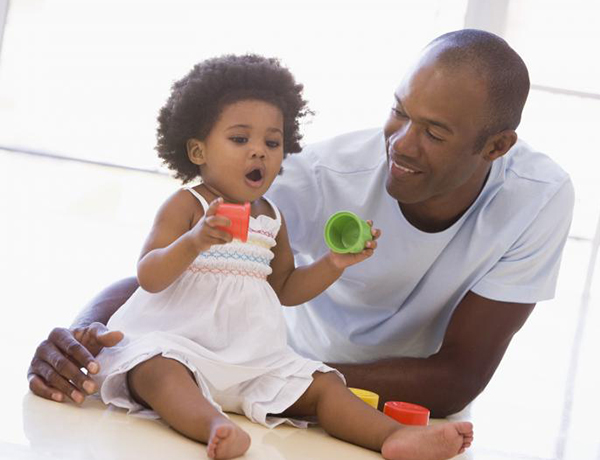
[385,181,423,204]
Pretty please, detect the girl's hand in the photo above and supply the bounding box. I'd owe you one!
[190,197,234,252]
[327,221,381,270]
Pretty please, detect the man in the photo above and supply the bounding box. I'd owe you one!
[28,29,574,417]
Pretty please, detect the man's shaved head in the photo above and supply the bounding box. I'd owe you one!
[425,29,530,142]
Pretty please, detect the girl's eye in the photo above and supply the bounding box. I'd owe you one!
[426,130,444,142]
[230,136,248,144]
[266,140,281,148]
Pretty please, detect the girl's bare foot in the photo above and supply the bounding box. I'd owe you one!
[381,421,474,460]
[206,421,251,459]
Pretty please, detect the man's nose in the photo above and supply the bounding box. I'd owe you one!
[390,122,417,154]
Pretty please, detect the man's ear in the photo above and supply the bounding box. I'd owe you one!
[482,130,518,161]
[187,139,206,165]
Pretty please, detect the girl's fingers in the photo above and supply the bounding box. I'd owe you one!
[362,238,377,251]
[204,197,224,217]
[205,228,233,244]
[364,220,381,239]
[205,215,231,229]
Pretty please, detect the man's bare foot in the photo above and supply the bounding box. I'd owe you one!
[381,421,474,460]
[206,421,251,459]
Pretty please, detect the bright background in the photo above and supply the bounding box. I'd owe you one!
[1,0,598,236]
[1,1,599,459]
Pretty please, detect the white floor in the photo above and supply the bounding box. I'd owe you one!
[1,149,599,460]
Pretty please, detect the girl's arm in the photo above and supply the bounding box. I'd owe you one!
[268,214,380,306]
[137,191,232,293]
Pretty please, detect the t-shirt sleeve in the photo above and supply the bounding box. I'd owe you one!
[265,149,324,256]
[471,179,575,303]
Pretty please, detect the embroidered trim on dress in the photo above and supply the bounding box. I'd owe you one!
[198,252,270,266]
[249,228,276,239]
[187,265,268,279]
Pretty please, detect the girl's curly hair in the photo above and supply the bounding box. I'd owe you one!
[156,54,311,183]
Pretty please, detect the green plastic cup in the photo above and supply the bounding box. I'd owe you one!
[324,211,373,254]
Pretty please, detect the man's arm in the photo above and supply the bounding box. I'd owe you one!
[69,276,139,328]
[330,291,535,417]
[27,277,139,403]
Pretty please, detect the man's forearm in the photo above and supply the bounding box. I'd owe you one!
[70,277,139,328]
[331,355,481,418]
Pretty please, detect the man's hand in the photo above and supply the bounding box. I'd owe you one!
[28,323,123,404]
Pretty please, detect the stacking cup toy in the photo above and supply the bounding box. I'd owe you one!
[349,388,380,409]
[216,202,251,242]
[324,211,373,253]
[383,401,430,426]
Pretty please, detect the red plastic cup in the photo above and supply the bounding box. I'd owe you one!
[384,401,430,426]
[216,202,251,242]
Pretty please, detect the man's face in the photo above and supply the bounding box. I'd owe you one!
[383,59,492,207]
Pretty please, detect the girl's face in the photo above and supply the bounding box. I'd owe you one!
[189,99,284,204]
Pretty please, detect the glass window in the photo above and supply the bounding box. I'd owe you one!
[504,0,600,93]
[500,0,600,240]
[0,0,449,170]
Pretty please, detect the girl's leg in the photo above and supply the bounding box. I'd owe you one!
[278,372,473,460]
[127,355,250,460]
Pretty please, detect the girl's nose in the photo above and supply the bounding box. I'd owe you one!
[251,148,266,159]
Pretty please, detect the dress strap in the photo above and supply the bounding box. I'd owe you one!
[185,187,210,212]
[263,196,282,225]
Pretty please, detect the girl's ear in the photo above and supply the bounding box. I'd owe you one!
[187,139,206,165]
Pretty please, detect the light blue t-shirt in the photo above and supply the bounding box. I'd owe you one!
[266,128,574,363]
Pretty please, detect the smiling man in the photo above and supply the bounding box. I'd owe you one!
[28,29,574,417]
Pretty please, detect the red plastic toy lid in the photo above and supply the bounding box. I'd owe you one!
[383,401,430,426]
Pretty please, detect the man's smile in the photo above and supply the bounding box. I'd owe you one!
[392,160,418,174]
[388,154,424,180]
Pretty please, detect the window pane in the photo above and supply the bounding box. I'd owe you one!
[0,0,449,170]
[519,88,600,240]
[504,0,600,93]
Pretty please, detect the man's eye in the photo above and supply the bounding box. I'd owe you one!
[266,140,281,148]
[425,130,444,142]
[230,136,248,144]
[392,107,408,118]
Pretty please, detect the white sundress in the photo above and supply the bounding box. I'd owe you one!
[95,188,342,428]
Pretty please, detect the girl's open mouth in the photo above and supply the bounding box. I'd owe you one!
[245,167,264,187]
